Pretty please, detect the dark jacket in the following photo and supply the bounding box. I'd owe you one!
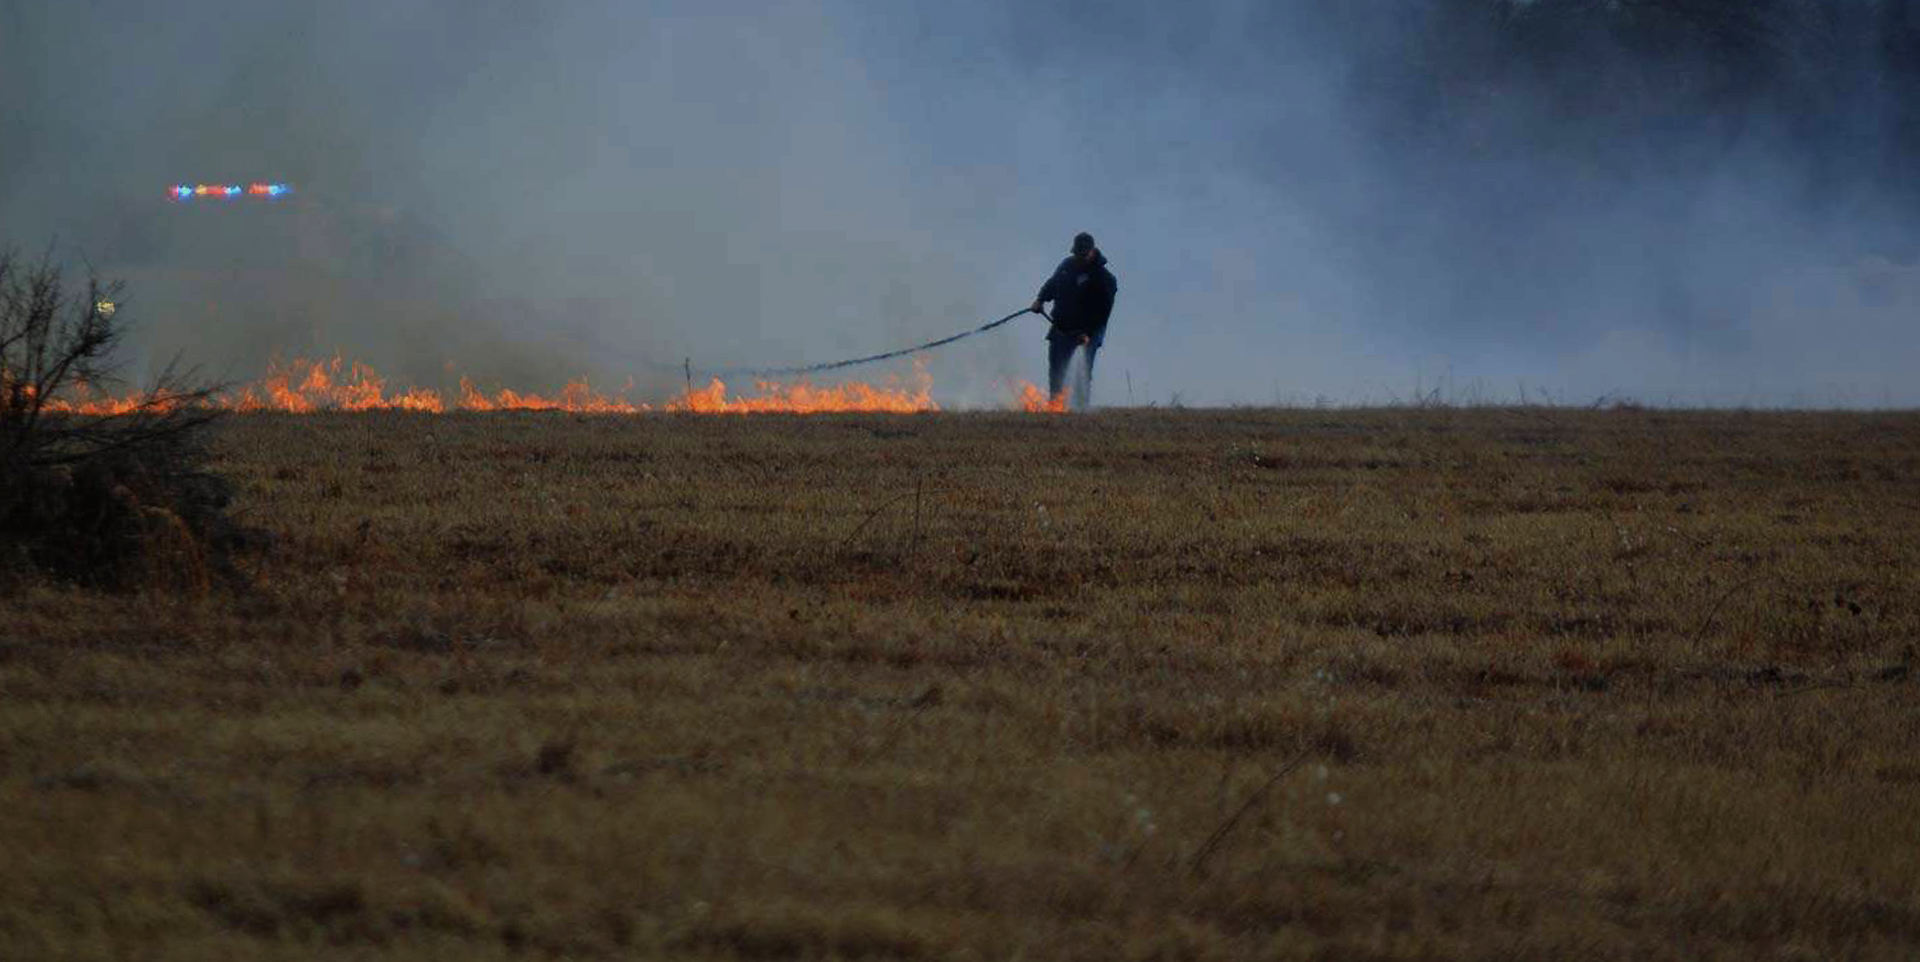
[1036,250,1118,346]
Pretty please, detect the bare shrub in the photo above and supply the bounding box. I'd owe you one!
[0,249,250,590]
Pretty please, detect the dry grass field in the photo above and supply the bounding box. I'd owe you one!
[3,407,1919,960]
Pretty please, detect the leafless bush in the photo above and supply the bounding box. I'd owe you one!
[0,249,251,590]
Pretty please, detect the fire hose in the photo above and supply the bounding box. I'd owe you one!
[685,307,1051,380]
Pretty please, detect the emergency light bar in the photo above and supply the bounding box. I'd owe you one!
[169,183,291,200]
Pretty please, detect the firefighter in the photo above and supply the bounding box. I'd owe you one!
[1030,232,1118,410]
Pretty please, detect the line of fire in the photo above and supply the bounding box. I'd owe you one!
[46,355,1065,415]
[43,185,1068,416]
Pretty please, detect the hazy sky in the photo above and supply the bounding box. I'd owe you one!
[3,1,1915,407]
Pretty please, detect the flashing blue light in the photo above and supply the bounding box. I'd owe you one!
[169,182,292,200]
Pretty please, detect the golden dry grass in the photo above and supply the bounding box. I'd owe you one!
[3,407,1919,960]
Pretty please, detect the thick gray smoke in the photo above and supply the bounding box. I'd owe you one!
[3,1,1915,407]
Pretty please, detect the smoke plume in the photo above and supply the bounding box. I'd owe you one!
[4,1,1916,407]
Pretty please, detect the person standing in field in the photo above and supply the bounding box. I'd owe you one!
[1030,231,1118,410]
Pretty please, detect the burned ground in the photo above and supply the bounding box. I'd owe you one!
[3,408,1918,960]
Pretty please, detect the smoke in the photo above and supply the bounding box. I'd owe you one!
[3,1,1916,407]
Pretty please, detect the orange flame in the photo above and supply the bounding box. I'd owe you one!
[38,380,179,416]
[31,355,1068,415]
[1016,382,1068,414]
[670,364,935,413]
[457,377,645,414]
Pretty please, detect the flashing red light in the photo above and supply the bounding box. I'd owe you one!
[170,182,290,201]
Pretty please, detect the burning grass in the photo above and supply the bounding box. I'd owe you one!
[3,408,1919,959]
[43,355,1072,415]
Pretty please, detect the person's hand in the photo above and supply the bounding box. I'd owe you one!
[1078,333,1090,346]
[1030,300,1045,315]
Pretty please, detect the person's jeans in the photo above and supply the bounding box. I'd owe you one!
[1047,338,1099,410]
